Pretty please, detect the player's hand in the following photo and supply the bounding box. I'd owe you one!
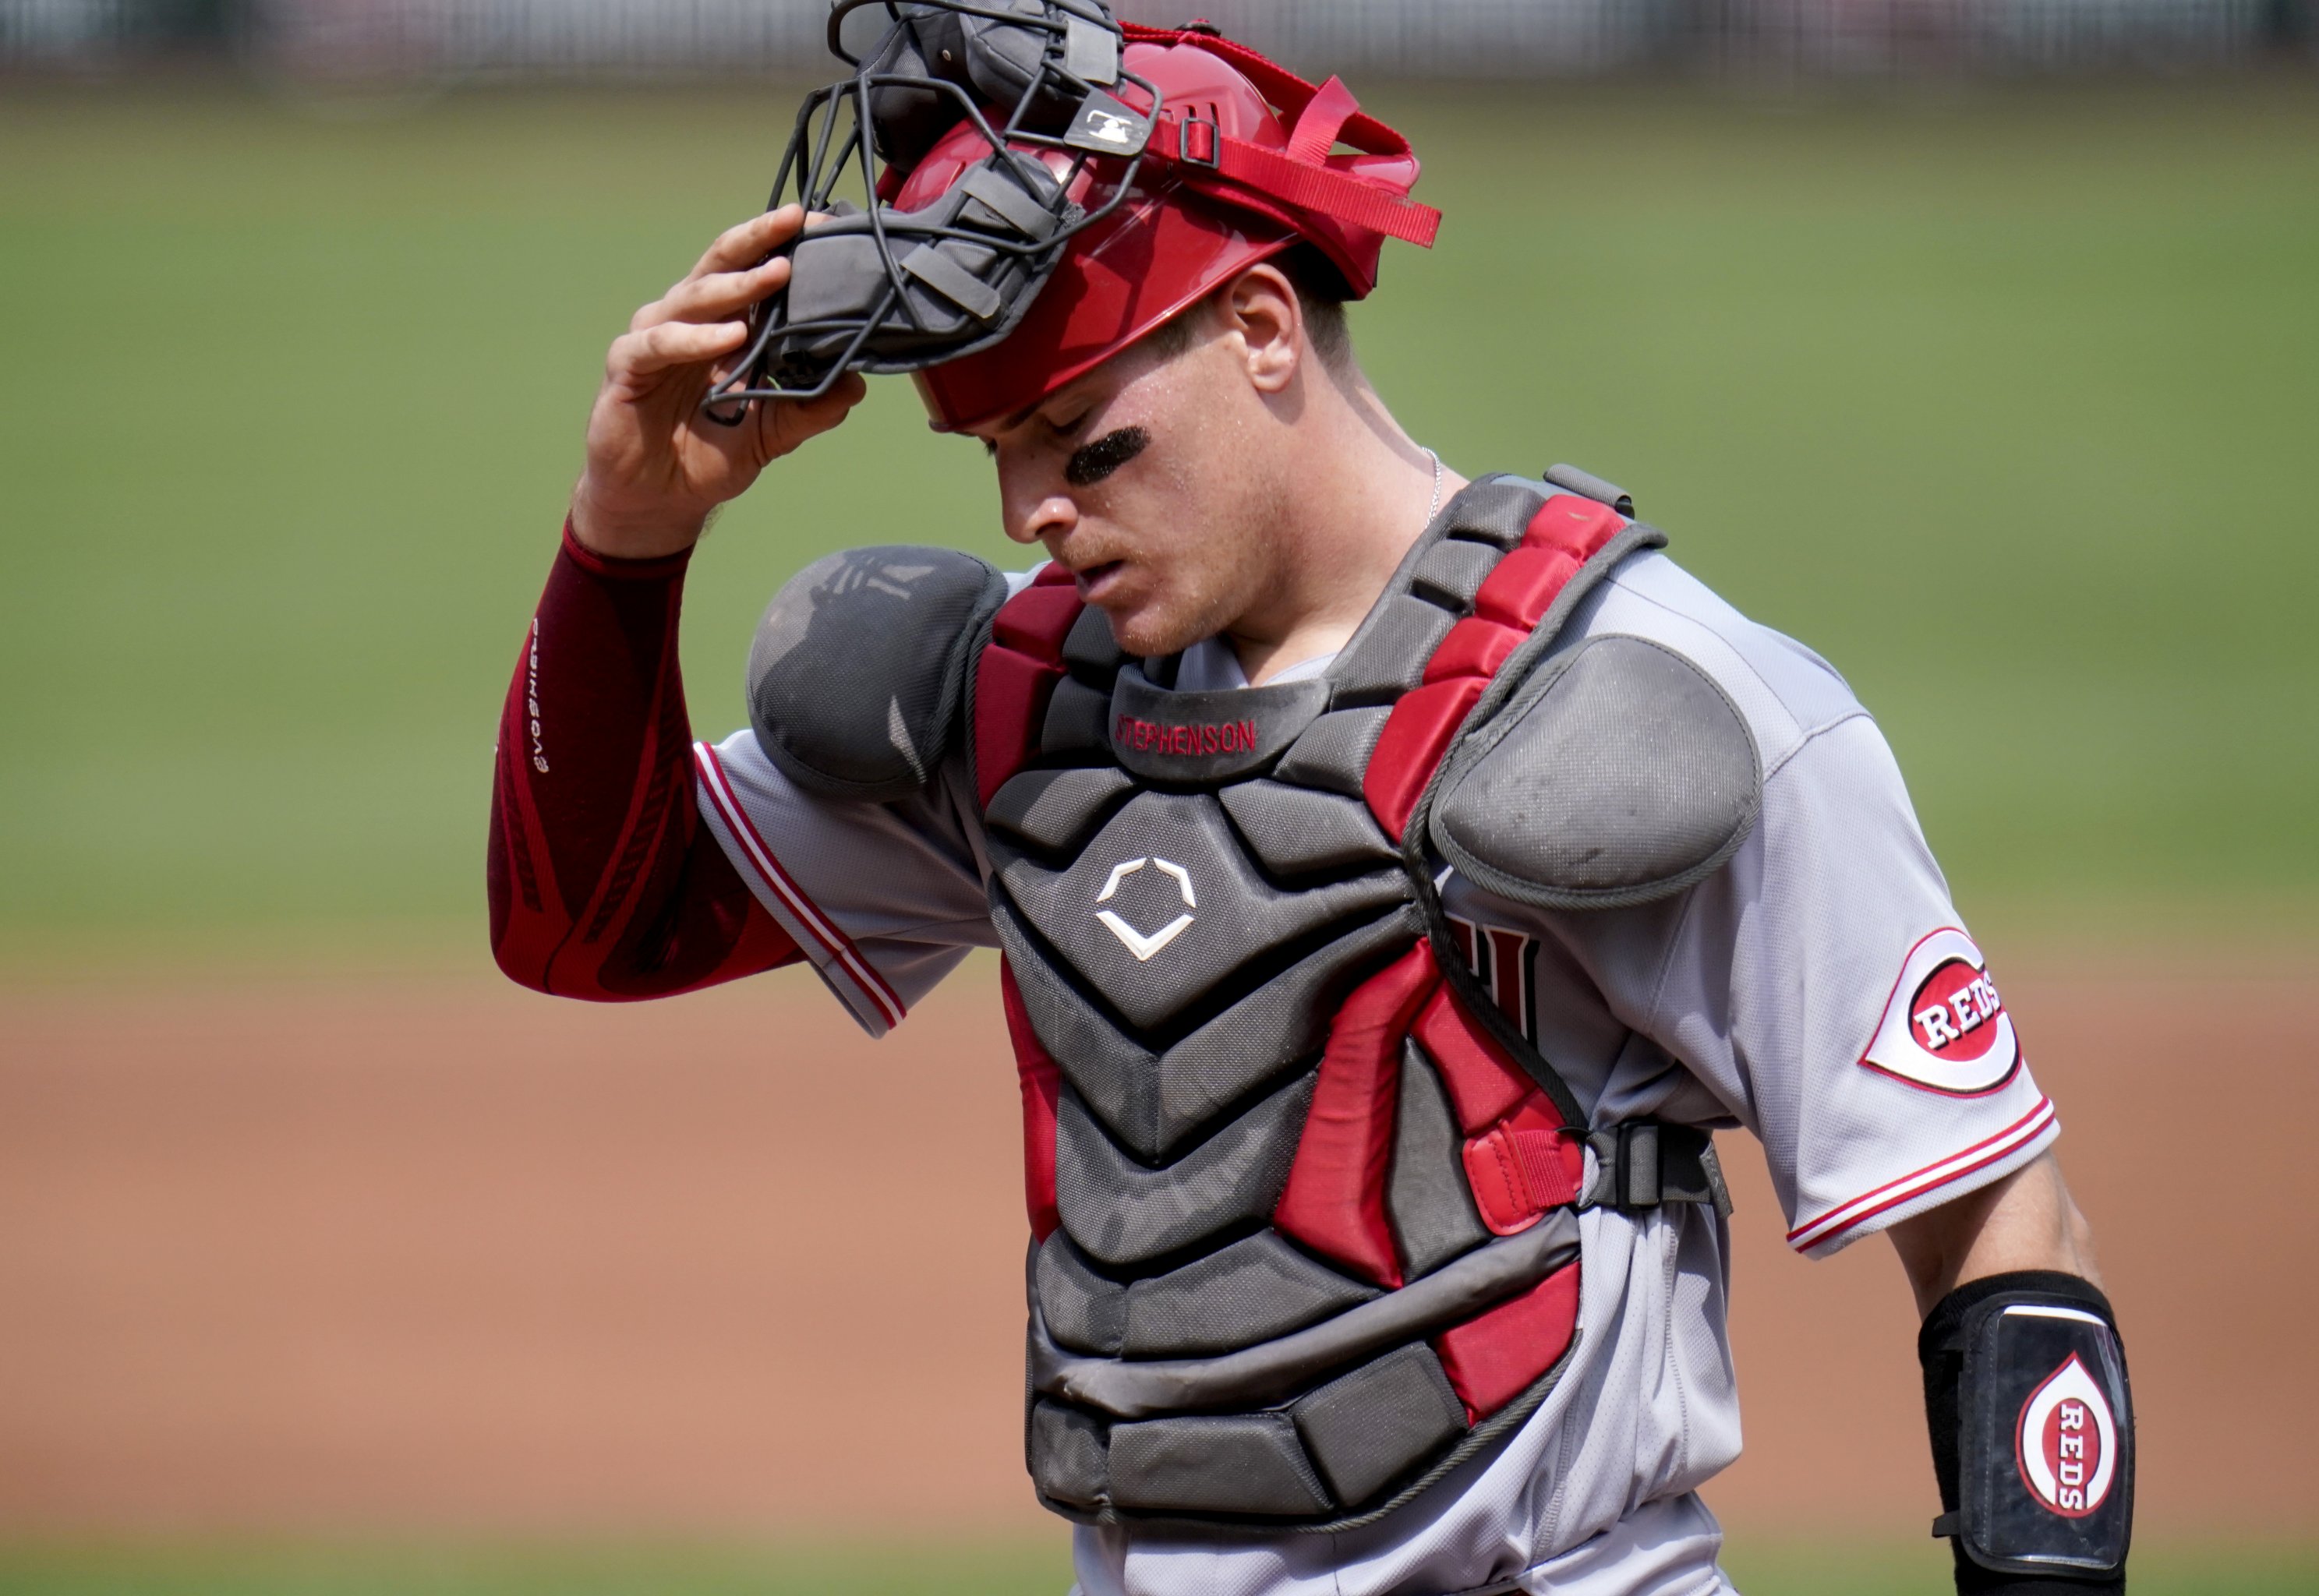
[569,206,868,560]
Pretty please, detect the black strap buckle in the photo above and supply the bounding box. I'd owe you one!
[1176,109,1221,170]
[1583,1122,1732,1216]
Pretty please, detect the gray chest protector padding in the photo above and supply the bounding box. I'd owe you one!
[1429,634,1762,910]
[748,545,1008,803]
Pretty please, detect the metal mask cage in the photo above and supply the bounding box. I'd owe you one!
[703,0,1164,420]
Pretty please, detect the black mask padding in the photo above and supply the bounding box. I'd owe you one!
[775,153,1069,381]
[957,1,1069,121]
[869,0,1115,175]
[867,7,972,174]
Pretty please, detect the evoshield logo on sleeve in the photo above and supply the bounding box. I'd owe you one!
[525,619,550,775]
[2017,1353,2118,1517]
[1858,927,2021,1094]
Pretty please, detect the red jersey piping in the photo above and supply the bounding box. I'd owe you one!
[692,742,909,1029]
[1787,1096,2057,1254]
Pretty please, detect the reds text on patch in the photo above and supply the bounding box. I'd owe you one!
[1858,927,2022,1093]
[2017,1351,2119,1517]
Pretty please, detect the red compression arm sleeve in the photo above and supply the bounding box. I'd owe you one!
[487,521,800,998]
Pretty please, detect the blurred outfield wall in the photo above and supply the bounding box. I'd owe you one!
[5,0,2314,75]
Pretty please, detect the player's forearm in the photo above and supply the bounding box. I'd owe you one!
[1900,1155,2130,1592]
[487,521,798,998]
[1890,1153,2102,1316]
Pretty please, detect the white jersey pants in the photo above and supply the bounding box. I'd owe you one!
[1068,1494,1737,1596]
[1504,1493,1735,1594]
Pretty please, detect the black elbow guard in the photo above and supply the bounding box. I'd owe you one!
[1920,1271,2133,1594]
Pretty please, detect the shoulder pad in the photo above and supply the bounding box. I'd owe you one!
[1428,634,1760,909]
[748,545,1008,802]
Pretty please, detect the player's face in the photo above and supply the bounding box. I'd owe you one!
[959,314,1292,659]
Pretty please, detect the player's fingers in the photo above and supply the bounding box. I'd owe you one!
[688,204,805,281]
[759,369,868,458]
[649,256,790,329]
[800,368,869,425]
[607,319,750,383]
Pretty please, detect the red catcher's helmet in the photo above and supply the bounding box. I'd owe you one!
[910,23,1440,431]
[703,5,1438,435]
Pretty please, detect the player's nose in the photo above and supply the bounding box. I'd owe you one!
[1010,490,1077,546]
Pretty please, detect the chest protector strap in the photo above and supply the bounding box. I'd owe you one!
[971,472,1720,1534]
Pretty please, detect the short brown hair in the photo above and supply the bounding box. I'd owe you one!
[1139,246,1353,373]
[1281,245,1352,370]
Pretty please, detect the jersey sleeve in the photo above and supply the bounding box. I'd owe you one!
[488,523,801,1000]
[694,727,999,1038]
[1639,713,2058,1258]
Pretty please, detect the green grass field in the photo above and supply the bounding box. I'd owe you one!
[2,79,2315,954]
[0,1536,2313,1594]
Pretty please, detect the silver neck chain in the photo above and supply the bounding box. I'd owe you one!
[1422,447,1444,528]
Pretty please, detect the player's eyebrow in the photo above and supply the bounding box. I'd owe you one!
[1065,425,1150,488]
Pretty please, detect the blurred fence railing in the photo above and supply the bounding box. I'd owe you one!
[5,0,2311,75]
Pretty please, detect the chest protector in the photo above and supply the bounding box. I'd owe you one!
[747,471,1758,1533]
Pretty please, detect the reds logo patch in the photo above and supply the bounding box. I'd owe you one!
[2017,1351,2119,1517]
[1859,927,2021,1094]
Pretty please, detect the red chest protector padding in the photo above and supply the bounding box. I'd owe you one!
[974,562,1083,809]
[1270,937,1585,1418]
[1363,493,1629,840]
[974,487,1628,1476]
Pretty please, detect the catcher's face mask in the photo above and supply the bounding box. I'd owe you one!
[704,0,1160,418]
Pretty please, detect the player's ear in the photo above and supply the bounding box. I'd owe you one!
[1217,262,1302,397]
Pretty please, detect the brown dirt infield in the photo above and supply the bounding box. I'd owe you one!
[0,949,2311,1536]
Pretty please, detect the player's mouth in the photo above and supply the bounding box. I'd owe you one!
[1071,560,1127,605]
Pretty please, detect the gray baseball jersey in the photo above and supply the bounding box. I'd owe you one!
[691,546,2058,1596]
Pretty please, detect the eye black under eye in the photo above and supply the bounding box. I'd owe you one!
[1065,425,1151,488]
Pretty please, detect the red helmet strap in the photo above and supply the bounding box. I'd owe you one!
[1285,74,1361,165]
[1119,25,1441,249]
[1161,118,1441,248]
[1119,21,1410,157]
[1142,108,1441,249]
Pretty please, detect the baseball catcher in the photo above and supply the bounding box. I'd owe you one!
[489,6,2133,1591]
